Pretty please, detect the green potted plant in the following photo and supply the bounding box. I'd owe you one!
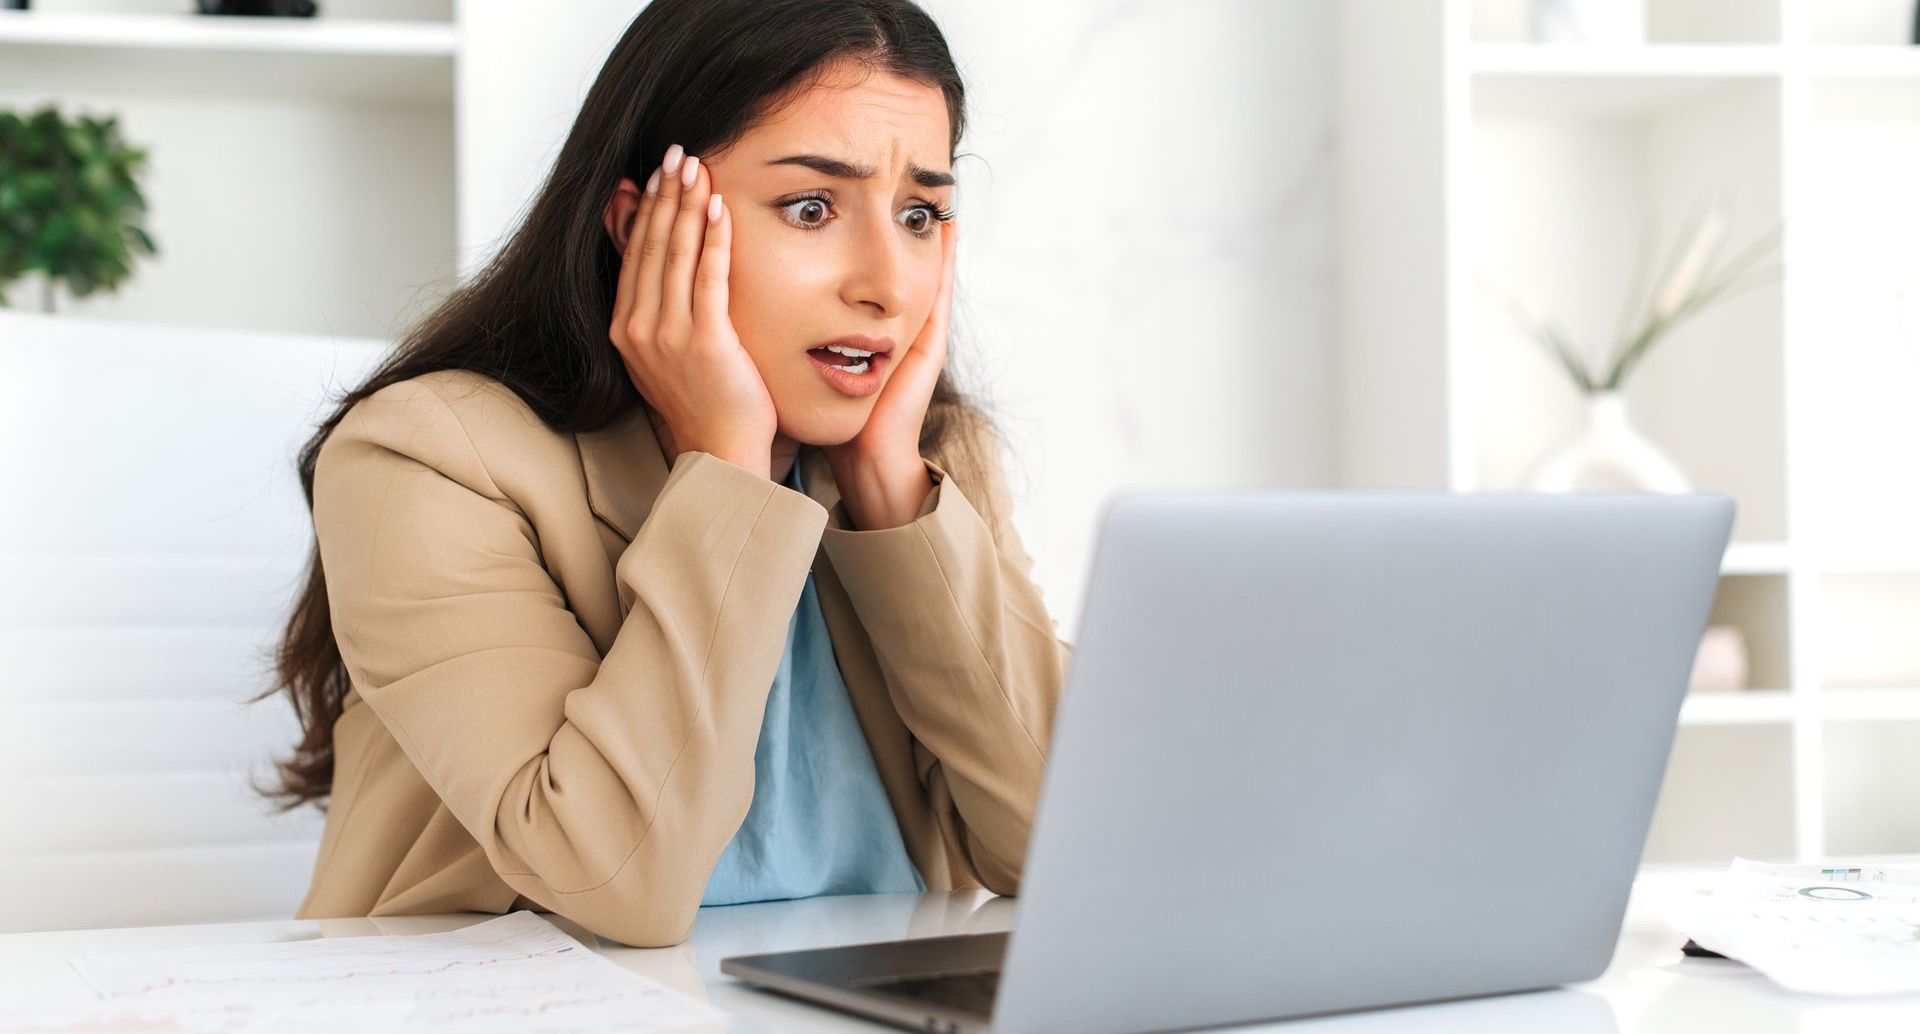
[0,105,159,313]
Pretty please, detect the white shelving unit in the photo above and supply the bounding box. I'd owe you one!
[0,1,670,338]
[1339,0,1920,863]
[0,9,455,53]
[0,10,456,101]
[0,3,461,338]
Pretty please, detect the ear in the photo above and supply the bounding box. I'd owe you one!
[603,176,644,251]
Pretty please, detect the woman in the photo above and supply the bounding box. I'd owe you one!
[255,0,1070,949]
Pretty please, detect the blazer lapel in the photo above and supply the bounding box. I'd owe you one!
[575,402,672,542]
[576,406,855,538]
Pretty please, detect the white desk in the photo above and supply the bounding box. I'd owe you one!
[4,869,1919,1032]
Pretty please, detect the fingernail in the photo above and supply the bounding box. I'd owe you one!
[644,168,661,196]
[663,144,684,175]
[681,154,700,188]
[708,193,722,222]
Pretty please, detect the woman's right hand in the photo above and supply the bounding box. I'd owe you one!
[609,144,778,479]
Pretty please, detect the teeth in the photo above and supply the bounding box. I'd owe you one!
[825,344,876,358]
[842,360,870,374]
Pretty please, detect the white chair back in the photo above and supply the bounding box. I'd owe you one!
[0,311,388,932]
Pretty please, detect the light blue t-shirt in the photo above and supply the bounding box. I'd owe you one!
[699,455,927,907]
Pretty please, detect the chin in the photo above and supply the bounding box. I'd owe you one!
[776,402,872,448]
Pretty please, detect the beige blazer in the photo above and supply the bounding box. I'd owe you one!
[292,369,1071,947]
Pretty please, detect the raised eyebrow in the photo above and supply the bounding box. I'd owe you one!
[765,153,955,189]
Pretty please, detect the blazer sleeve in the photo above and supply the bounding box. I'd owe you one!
[311,379,826,948]
[818,423,1071,895]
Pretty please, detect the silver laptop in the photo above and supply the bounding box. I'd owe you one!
[721,490,1735,1034]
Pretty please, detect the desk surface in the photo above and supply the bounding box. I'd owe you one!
[3,869,1918,1032]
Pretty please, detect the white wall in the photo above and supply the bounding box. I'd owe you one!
[454,0,647,275]
[453,0,1342,635]
[9,0,1343,637]
[3,0,459,340]
[922,0,1338,635]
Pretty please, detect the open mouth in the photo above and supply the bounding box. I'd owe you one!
[807,346,879,375]
[806,346,887,397]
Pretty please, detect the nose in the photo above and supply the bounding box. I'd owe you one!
[839,206,908,318]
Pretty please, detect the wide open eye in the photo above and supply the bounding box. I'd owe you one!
[901,201,954,239]
[780,195,832,230]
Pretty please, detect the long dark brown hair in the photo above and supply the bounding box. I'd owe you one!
[253,0,997,812]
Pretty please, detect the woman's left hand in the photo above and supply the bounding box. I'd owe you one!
[823,218,958,530]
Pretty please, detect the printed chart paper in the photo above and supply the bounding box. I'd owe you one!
[1652,857,1920,996]
[0,910,723,1034]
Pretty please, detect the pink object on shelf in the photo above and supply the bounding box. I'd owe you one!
[1688,625,1750,693]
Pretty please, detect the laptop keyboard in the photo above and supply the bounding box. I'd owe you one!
[860,968,1001,1015]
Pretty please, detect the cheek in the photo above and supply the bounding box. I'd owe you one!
[725,228,836,361]
[913,251,943,320]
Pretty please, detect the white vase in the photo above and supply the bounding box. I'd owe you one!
[1522,391,1691,493]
